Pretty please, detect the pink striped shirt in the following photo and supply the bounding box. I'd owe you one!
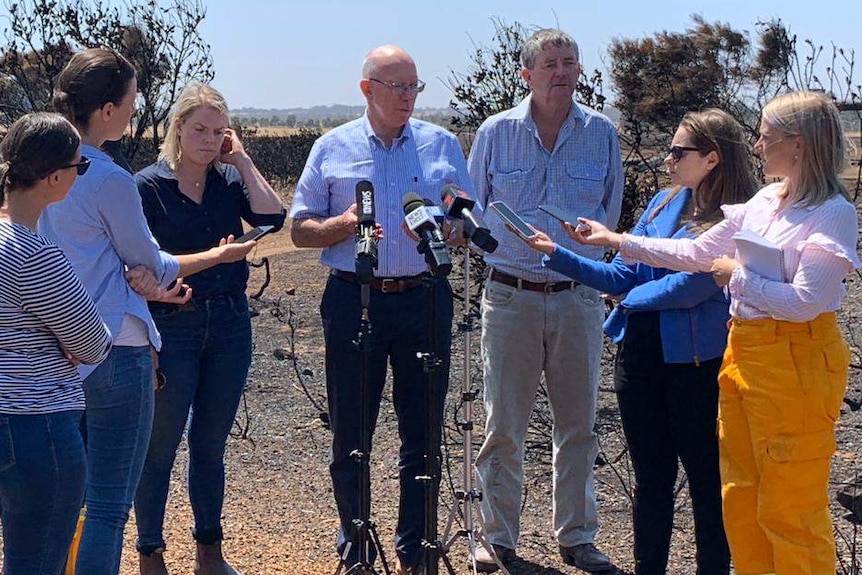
[620,183,861,321]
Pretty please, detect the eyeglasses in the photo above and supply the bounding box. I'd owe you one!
[60,157,91,176]
[668,146,701,161]
[368,78,426,96]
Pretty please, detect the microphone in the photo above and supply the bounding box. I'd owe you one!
[354,180,378,283]
[403,193,452,276]
[440,185,498,253]
[422,198,446,224]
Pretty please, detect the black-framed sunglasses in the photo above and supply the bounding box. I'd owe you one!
[368,78,426,96]
[668,145,701,161]
[61,157,91,176]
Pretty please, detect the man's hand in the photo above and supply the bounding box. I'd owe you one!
[125,265,160,298]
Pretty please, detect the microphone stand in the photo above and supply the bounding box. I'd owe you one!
[335,263,390,575]
[417,271,457,575]
[440,247,511,575]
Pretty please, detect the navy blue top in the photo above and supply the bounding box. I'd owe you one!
[543,188,731,364]
[136,160,286,300]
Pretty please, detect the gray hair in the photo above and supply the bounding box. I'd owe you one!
[520,28,580,69]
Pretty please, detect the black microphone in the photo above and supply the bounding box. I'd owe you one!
[403,193,452,276]
[440,185,498,253]
[355,180,378,283]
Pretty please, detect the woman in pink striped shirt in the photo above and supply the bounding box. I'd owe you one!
[569,91,859,575]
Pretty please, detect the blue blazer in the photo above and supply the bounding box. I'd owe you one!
[543,188,730,364]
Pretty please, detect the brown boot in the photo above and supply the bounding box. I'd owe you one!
[139,550,169,575]
[194,542,243,575]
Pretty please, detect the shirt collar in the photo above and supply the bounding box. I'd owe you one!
[81,144,113,162]
[362,113,413,149]
[512,93,586,128]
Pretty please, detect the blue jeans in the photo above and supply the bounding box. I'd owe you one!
[321,274,453,567]
[135,293,251,553]
[0,411,86,575]
[75,345,155,575]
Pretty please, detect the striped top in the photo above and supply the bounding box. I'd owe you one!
[290,115,474,276]
[469,95,624,282]
[0,221,112,414]
[621,182,861,321]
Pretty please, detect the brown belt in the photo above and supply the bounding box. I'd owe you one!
[331,269,427,294]
[490,269,579,293]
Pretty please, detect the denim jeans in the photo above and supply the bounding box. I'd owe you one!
[615,312,729,575]
[135,293,252,553]
[75,345,155,575]
[0,411,86,575]
[321,274,453,568]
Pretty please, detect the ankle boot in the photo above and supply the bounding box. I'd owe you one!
[194,541,242,575]
[139,550,169,575]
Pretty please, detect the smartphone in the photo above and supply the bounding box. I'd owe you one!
[539,204,579,224]
[538,204,591,232]
[220,133,233,155]
[235,225,274,243]
[488,201,537,240]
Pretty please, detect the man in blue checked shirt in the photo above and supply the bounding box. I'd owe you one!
[468,28,624,573]
[289,44,471,575]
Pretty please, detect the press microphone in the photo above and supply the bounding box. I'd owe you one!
[440,185,498,253]
[422,198,446,224]
[403,192,452,276]
[354,180,378,283]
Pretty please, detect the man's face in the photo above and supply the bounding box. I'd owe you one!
[521,44,580,106]
[363,59,420,132]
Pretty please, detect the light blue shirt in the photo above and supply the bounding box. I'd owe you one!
[39,145,179,376]
[290,115,474,276]
[468,95,624,282]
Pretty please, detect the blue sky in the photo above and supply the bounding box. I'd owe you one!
[200,0,861,109]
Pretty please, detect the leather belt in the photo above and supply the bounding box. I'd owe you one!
[331,269,426,294]
[490,269,579,293]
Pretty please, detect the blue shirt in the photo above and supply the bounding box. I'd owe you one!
[39,145,180,372]
[290,115,474,276]
[136,160,286,301]
[544,188,731,364]
[468,95,624,282]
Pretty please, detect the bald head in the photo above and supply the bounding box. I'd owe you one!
[362,45,415,79]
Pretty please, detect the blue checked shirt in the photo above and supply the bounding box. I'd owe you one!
[290,115,474,277]
[469,95,624,282]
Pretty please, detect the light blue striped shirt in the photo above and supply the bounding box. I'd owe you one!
[39,145,180,377]
[469,95,624,282]
[290,115,474,276]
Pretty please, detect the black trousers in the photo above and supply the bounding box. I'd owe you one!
[614,312,730,575]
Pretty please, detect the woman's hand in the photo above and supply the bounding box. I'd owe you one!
[710,256,739,287]
[564,218,623,249]
[519,227,557,255]
[125,265,160,298]
[150,278,194,304]
[215,234,257,263]
[218,128,249,165]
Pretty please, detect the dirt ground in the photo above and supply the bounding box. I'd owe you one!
[104,217,862,575]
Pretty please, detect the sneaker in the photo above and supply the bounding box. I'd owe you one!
[471,543,516,573]
[558,543,614,573]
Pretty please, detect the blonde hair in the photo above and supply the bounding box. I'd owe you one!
[159,83,230,170]
[761,91,849,206]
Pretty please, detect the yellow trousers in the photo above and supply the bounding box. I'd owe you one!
[718,313,850,575]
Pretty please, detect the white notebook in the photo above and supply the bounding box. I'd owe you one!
[732,229,785,282]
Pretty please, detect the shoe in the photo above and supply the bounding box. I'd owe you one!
[471,544,516,573]
[139,551,170,575]
[394,556,425,575]
[559,543,614,573]
[194,542,243,575]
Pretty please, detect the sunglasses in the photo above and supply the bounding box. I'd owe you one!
[61,157,91,176]
[668,145,701,161]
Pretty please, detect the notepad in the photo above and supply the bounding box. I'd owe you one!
[732,229,785,282]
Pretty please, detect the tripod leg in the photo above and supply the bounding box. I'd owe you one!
[441,493,465,548]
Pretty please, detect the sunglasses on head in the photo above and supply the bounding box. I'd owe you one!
[60,157,91,176]
[668,145,701,161]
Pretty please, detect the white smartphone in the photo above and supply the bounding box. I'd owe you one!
[235,225,275,243]
[489,201,537,240]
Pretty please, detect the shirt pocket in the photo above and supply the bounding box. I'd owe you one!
[562,162,607,209]
[490,164,537,212]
